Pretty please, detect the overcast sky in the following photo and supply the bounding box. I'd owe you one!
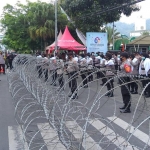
[0,0,149,24]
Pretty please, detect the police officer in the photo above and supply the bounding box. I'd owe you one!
[105,53,115,97]
[130,54,139,94]
[94,54,101,79]
[67,52,79,99]
[87,53,93,82]
[99,54,106,85]
[56,55,64,90]
[50,56,57,86]
[139,53,150,98]
[119,52,131,113]
[36,52,43,78]
[80,54,88,88]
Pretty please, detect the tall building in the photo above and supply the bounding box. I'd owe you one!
[135,16,146,31]
[130,16,149,37]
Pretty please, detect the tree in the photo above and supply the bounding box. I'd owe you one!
[60,0,140,33]
[26,1,68,48]
[141,31,150,36]
[104,26,120,46]
[0,1,68,53]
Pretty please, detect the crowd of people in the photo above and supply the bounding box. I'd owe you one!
[0,52,16,74]
[1,50,150,114]
[36,51,150,114]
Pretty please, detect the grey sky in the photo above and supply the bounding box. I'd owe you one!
[0,0,149,24]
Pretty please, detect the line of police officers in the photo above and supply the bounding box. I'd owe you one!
[36,51,150,113]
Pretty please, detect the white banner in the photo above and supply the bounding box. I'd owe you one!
[86,32,107,54]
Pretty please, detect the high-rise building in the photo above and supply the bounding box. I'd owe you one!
[135,16,146,31]
[130,15,149,37]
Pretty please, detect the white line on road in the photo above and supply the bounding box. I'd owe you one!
[89,119,138,150]
[8,125,28,150]
[37,123,66,150]
[66,120,103,150]
[108,116,150,146]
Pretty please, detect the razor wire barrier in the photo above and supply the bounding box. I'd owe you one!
[7,54,150,150]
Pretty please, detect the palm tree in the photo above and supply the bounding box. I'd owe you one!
[105,26,120,46]
[27,2,55,47]
[27,1,68,48]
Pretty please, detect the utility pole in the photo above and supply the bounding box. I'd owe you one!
[54,0,57,57]
[112,22,115,50]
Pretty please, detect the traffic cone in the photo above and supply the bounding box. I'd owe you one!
[0,67,4,73]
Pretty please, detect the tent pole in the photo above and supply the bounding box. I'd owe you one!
[54,0,58,57]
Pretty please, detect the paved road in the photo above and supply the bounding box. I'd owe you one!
[1,71,150,150]
[0,73,17,150]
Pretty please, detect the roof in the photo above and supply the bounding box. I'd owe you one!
[47,26,86,53]
[130,30,150,33]
[127,35,150,45]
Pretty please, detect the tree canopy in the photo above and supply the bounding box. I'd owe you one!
[0,1,68,53]
[141,31,150,36]
[60,0,140,33]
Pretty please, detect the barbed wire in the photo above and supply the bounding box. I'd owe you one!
[7,54,150,150]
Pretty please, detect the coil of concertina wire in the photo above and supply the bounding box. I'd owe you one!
[8,54,150,150]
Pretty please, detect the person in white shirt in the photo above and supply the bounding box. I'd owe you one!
[50,56,57,86]
[139,53,150,98]
[36,52,43,78]
[94,55,101,79]
[56,55,64,90]
[73,55,79,62]
[42,54,49,82]
[99,54,106,85]
[87,53,93,81]
[104,53,115,97]
[80,54,88,88]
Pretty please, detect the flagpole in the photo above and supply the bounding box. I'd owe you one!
[54,0,57,57]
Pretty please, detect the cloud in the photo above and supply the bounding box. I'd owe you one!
[0,0,149,24]
[120,0,150,24]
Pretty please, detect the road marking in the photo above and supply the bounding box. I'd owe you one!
[108,116,150,146]
[89,119,138,150]
[8,126,28,150]
[37,123,66,150]
[66,120,103,150]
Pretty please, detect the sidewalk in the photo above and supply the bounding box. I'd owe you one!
[0,73,17,150]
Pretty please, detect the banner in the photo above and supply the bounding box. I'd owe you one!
[76,28,86,46]
[86,32,107,54]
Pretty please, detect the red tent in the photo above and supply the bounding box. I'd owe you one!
[49,26,86,52]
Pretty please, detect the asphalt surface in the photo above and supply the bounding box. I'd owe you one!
[1,71,150,150]
[0,73,17,150]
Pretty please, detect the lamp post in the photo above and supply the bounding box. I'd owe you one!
[112,22,115,50]
[54,0,58,57]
